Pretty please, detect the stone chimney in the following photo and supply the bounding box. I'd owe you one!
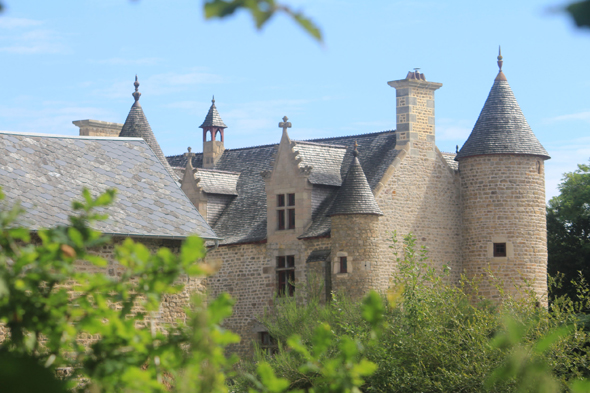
[388,70,442,156]
[72,120,123,137]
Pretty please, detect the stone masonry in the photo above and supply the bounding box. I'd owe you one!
[460,155,547,302]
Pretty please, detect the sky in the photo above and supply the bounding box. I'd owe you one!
[0,0,589,202]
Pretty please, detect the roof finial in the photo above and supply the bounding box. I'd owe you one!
[353,140,359,157]
[212,95,215,104]
[132,75,141,103]
[497,46,503,72]
[279,116,292,134]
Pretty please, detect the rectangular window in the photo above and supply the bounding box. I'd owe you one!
[277,210,285,230]
[493,243,507,257]
[277,255,295,297]
[259,332,278,356]
[288,209,295,229]
[339,256,348,273]
[276,193,295,230]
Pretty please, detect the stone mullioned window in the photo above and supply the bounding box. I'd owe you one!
[277,193,295,230]
[277,255,295,296]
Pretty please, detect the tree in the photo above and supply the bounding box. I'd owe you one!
[547,161,590,301]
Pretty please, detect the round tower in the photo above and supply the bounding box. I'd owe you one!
[328,142,383,300]
[456,50,550,303]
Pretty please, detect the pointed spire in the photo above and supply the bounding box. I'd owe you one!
[119,76,178,178]
[328,144,383,216]
[199,96,227,128]
[456,55,549,161]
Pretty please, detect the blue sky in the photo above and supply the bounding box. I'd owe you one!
[0,0,589,201]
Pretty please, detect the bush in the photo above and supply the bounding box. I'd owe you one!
[236,233,590,393]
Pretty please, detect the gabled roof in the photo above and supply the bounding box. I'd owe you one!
[292,141,346,186]
[119,78,178,178]
[327,148,383,216]
[199,98,227,128]
[167,131,398,245]
[172,167,240,196]
[456,73,549,161]
[0,131,219,240]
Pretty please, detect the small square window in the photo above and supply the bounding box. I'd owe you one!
[339,257,347,273]
[493,243,506,257]
[259,332,278,355]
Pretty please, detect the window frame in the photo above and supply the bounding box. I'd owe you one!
[276,193,295,230]
[339,256,348,274]
[493,243,507,258]
[277,255,295,297]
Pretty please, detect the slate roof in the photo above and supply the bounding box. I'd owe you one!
[327,151,383,216]
[172,167,240,196]
[293,141,346,186]
[118,81,178,178]
[167,131,398,245]
[456,75,550,160]
[200,98,227,128]
[0,131,219,240]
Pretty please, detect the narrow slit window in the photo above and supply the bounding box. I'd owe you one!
[288,209,295,229]
[277,210,285,230]
[339,256,348,273]
[493,243,506,257]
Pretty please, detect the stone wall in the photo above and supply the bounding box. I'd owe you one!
[373,145,463,289]
[330,215,382,299]
[0,236,207,345]
[460,155,547,302]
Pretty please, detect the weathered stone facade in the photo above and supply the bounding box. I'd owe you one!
[460,155,547,302]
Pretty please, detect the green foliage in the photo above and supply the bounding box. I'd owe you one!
[548,161,590,301]
[204,0,322,41]
[0,188,239,393]
[236,233,590,393]
[566,0,590,29]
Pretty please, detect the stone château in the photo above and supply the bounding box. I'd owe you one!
[0,53,550,356]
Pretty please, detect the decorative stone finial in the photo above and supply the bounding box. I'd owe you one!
[353,141,359,157]
[495,46,507,81]
[184,146,195,170]
[212,95,215,104]
[279,116,292,133]
[132,75,141,102]
[188,146,192,153]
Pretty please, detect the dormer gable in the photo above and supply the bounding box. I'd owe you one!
[262,117,314,241]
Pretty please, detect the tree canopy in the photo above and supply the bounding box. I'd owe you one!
[547,161,590,301]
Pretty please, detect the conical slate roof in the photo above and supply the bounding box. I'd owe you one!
[327,147,383,216]
[199,97,227,128]
[456,72,549,161]
[119,77,177,178]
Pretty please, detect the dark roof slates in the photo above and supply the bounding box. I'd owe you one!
[456,78,549,160]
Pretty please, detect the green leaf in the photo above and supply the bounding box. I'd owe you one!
[257,362,290,393]
[180,236,205,265]
[292,12,322,41]
[67,227,84,247]
[8,227,30,241]
[566,0,590,28]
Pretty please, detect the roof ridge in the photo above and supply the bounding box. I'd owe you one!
[0,130,143,141]
[293,140,347,149]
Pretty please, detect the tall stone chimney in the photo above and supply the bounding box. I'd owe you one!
[388,70,442,156]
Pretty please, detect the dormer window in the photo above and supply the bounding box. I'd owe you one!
[277,193,295,230]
